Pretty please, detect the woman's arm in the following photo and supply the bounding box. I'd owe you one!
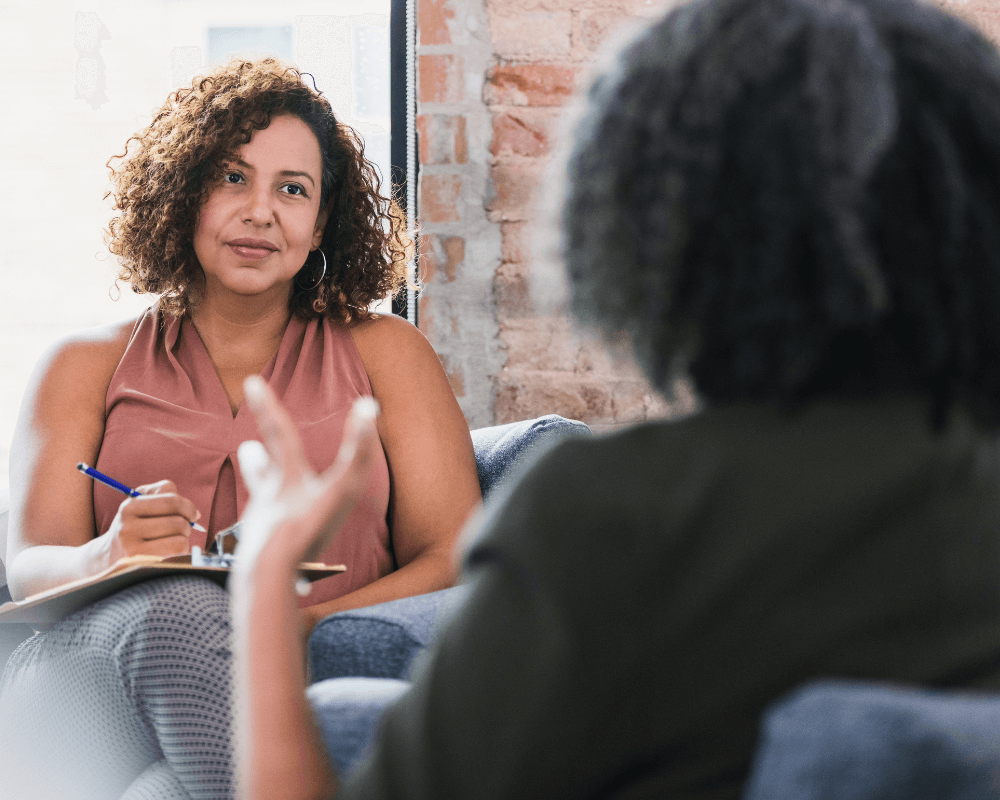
[7,320,198,600]
[300,315,482,631]
[232,376,381,800]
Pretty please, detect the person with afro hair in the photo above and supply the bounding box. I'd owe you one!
[230,0,1000,798]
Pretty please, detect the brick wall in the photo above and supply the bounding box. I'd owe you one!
[483,0,690,429]
[416,0,1000,431]
[416,0,690,431]
[936,0,1000,40]
[416,0,505,430]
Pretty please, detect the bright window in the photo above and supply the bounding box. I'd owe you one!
[0,0,409,488]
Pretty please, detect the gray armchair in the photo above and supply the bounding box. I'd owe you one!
[741,680,1000,800]
[0,490,33,667]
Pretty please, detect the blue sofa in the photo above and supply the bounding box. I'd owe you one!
[742,679,1000,800]
[306,414,591,772]
[307,414,591,685]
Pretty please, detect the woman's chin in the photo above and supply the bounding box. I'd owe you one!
[206,271,295,300]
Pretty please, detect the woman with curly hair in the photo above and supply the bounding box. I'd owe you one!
[226,0,1000,798]
[0,59,480,799]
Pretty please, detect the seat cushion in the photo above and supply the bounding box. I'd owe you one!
[307,415,590,684]
[470,414,590,502]
[742,679,1000,800]
[308,585,470,683]
[307,677,410,777]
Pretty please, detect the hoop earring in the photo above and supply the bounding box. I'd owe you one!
[295,248,327,291]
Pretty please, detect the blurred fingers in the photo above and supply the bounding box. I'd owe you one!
[243,375,311,487]
[332,397,380,472]
[237,440,271,498]
[307,398,380,543]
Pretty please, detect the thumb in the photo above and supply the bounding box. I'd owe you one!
[237,440,272,498]
[332,397,380,474]
[310,398,380,526]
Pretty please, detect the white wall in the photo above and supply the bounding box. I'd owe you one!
[0,0,390,487]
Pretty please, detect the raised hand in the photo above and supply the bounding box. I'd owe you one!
[236,375,380,571]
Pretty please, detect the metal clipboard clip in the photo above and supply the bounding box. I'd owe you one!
[190,522,242,567]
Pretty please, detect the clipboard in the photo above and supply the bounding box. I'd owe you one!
[0,554,345,625]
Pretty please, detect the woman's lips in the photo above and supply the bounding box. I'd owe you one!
[227,239,277,260]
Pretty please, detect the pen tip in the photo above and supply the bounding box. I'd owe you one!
[76,462,88,472]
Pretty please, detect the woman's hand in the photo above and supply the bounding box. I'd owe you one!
[100,480,198,566]
[236,375,380,573]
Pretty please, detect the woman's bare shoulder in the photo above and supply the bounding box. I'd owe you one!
[347,313,436,377]
[27,312,147,406]
[348,311,420,341]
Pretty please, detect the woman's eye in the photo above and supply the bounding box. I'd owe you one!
[223,171,243,184]
[281,183,306,197]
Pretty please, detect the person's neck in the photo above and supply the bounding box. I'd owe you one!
[187,285,293,372]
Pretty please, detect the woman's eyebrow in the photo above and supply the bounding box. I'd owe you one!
[278,170,316,188]
[230,157,316,188]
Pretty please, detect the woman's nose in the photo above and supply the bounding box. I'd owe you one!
[243,186,274,225]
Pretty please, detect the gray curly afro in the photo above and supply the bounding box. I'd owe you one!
[562,0,1000,426]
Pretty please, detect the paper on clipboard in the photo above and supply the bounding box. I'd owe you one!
[0,554,345,625]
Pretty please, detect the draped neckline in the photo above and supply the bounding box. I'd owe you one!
[175,313,301,420]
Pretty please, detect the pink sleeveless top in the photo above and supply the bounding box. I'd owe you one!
[94,306,393,607]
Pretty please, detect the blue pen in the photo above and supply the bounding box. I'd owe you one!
[76,462,207,533]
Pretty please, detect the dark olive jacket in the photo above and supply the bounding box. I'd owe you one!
[345,397,1000,800]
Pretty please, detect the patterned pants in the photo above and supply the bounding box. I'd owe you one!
[0,576,234,800]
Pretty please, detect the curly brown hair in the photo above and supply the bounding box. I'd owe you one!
[106,58,409,323]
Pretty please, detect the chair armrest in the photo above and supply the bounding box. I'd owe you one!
[743,679,1000,800]
[306,415,590,684]
[0,482,8,588]
[471,414,590,502]
[307,585,470,683]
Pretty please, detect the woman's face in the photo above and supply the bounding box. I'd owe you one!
[193,113,328,301]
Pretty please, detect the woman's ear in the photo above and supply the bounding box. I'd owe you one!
[313,204,331,248]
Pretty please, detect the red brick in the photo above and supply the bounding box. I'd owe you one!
[490,110,552,158]
[573,335,615,374]
[572,9,635,55]
[420,173,462,223]
[611,380,649,424]
[417,114,468,164]
[500,317,581,372]
[935,1,1000,41]
[484,64,577,107]
[972,10,1000,42]
[416,116,427,164]
[454,118,469,163]
[487,163,542,221]
[419,55,464,104]
[419,233,464,283]
[418,294,435,340]
[494,261,535,320]
[493,370,614,425]
[419,0,457,45]
[416,116,430,164]
[501,221,531,263]
[490,10,572,58]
